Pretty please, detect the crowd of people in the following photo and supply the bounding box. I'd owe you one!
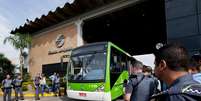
[124,43,201,101]
[1,72,62,101]
[124,61,158,101]
[33,72,61,100]
[1,43,201,101]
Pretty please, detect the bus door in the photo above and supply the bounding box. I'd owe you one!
[110,46,129,99]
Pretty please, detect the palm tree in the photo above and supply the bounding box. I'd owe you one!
[4,33,31,77]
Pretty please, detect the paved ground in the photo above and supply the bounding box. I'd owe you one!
[0,96,75,101]
[0,85,124,100]
[0,96,124,101]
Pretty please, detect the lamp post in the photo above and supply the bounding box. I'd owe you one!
[0,67,2,73]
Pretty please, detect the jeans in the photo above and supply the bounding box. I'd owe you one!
[35,85,40,100]
[15,87,24,100]
[3,88,11,101]
[41,84,49,96]
[53,83,60,96]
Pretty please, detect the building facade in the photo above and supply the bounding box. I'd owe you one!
[11,0,201,76]
[29,23,82,76]
[166,0,201,55]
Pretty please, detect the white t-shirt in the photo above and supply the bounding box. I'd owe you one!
[40,77,46,85]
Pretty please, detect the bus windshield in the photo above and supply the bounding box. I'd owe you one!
[68,52,106,82]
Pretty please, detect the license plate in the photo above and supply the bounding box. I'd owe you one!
[79,93,86,97]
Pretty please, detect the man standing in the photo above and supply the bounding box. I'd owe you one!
[54,73,60,96]
[124,61,158,101]
[49,72,57,94]
[13,75,24,101]
[2,74,12,101]
[34,73,41,100]
[152,43,201,101]
[40,74,49,96]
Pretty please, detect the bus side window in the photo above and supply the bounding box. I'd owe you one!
[110,49,125,73]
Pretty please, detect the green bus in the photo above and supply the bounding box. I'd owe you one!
[67,42,134,100]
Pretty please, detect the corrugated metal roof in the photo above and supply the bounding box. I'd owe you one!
[11,0,119,34]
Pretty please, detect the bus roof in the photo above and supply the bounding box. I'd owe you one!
[72,42,108,51]
[72,41,132,57]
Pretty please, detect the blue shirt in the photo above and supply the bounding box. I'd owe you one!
[151,74,201,101]
[34,76,40,85]
[193,73,201,83]
[125,73,158,101]
[2,79,12,88]
[55,76,60,83]
[49,75,56,82]
[13,79,23,87]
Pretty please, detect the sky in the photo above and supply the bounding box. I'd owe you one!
[0,0,74,65]
[133,54,155,69]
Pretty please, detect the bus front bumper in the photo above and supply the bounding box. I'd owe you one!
[67,90,111,101]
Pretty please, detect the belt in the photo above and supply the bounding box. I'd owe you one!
[3,87,12,89]
[15,86,22,88]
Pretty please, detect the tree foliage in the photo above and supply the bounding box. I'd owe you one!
[3,33,32,77]
[0,53,15,81]
[3,33,31,50]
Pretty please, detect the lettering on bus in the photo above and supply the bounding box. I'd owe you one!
[79,93,86,97]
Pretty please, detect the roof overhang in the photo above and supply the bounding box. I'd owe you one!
[11,0,145,35]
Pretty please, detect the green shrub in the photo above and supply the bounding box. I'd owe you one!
[22,81,34,91]
[23,73,31,82]
[46,77,52,87]
[22,84,28,91]
[60,77,66,87]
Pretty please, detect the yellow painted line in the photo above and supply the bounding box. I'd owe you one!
[0,93,55,97]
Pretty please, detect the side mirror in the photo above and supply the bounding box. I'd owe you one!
[124,79,127,84]
[123,79,128,87]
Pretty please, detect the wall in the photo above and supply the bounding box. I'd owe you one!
[29,23,77,76]
[166,0,201,54]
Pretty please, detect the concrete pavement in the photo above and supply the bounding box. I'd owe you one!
[0,96,75,101]
[0,91,56,97]
[0,84,65,97]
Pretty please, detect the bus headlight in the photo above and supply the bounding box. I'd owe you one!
[96,85,104,92]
